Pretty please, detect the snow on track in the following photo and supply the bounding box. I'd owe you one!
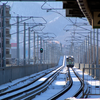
[57,68,81,100]
[33,67,68,100]
[74,67,100,99]
[0,66,63,99]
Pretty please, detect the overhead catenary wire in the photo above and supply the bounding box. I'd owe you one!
[41,1,92,33]
[41,0,100,52]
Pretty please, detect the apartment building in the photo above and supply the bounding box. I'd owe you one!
[0,4,11,66]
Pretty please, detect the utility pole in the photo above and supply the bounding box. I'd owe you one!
[37,35,39,64]
[28,27,30,64]
[88,35,89,64]
[23,22,26,65]
[46,42,49,64]
[33,32,35,64]
[40,37,42,64]
[96,29,99,79]
[2,3,6,67]
[96,29,99,68]
[84,40,85,68]
[86,38,87,63]
[17,16,19,66]
[79,46,80,64]
[93,29,95,76]
[93,29,95,64]
[90,32,92,64]
[82,43,84,63]
[45,42,47,64]
[43,40,45,64]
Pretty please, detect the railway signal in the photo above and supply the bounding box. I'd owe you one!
[40,48,43,53]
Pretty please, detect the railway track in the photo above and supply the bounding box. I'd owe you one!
[73,68,90,98]
[48,67,89,100]
[0,65,64,100]
[0,67,57,95]
[0,68,56,94]
[47,68,72,100]
[0,54,89,100]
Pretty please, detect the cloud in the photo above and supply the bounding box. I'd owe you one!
[48,16,60,24]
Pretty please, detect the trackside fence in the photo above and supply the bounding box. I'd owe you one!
[83,68,100,97]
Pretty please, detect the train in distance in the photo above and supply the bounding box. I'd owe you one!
[66,56,74,68]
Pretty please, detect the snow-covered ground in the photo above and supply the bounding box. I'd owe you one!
[1,55,100,100]
[33,66,100,100]
[0,56,64,99]
[33,67,68,100]
[0,68,51,93]
[72,67,100,100]
[57,68,81,100]
[0,56,63,93]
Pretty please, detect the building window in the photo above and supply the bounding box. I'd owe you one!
[6,59,9,64]
[6,50,9,54]
[6,40,9,44]
[6,31,9,34]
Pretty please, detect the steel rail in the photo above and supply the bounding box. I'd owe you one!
[72,68,89,98]
[22,69,61,100]
[72,68,83,97]
[48,68,73,100]
[12,66,64,100]
[0,66,64,100]
[48,67,88,100]
[0,71,48,96]
[0,67,57,96]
